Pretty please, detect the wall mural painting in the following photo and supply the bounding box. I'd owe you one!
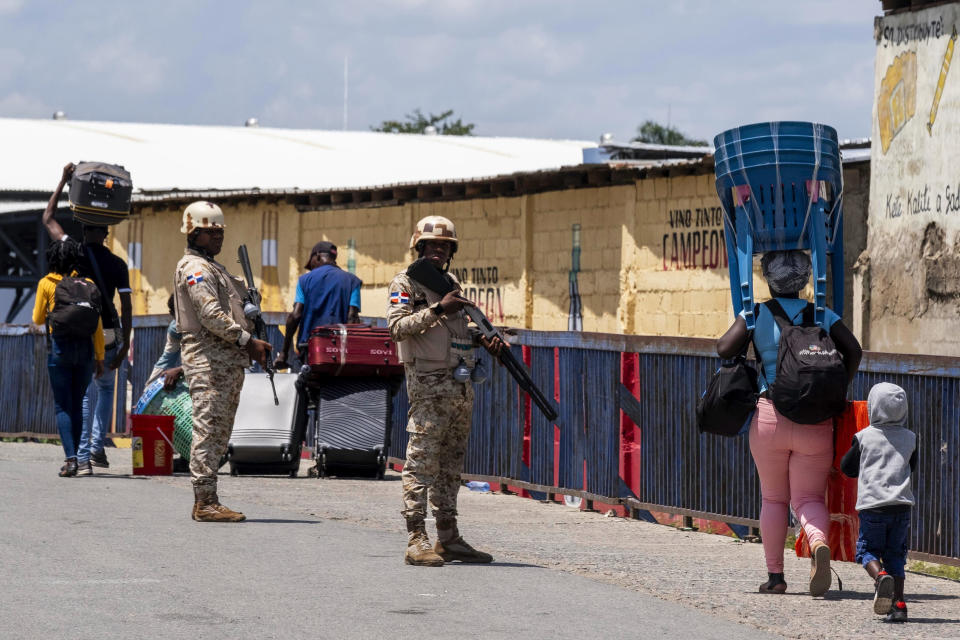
[661,206,729,271]
[125,216,146,315]
[878,50,918,154]
[874,10,960,230]
[568,224,583,331]
[928,25,957,135]
[260,209,281,312]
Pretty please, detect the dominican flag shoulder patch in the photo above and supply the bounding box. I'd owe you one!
[186,271,204,286]
[390,291,410,305]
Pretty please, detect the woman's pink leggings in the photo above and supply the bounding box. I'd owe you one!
[749,398,833,573]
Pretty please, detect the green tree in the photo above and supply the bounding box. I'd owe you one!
[632,120,707,146]
[371,109,475,135]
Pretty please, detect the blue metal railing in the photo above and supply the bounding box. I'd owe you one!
[5,323,958,565]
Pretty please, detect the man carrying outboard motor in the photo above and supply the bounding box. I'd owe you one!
[42,162,133,475]
[387,215,504,567]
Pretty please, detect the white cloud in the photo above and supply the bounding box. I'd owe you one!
[0,48,25,85]
[474,25,585,78]
[85,35,168,94]
[0,2,880,140]
[0,0,23,15]
[0,92,53,118]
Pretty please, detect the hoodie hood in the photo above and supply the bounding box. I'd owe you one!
[867,382,908,428]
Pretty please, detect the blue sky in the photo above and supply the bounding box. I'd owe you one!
[0,1,880,142]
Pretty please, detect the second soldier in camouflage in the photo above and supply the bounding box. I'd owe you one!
[387,215,502,566]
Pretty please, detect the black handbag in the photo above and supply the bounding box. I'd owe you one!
[696,343,759,437]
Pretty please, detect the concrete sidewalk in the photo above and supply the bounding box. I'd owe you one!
[3,442,959,639]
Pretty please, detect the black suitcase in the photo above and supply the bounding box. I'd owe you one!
[313,378,394,479]
[226,372,307,477]
[68,161,133,225]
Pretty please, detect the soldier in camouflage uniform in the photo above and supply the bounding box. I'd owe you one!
[174,201,272,522]
[387,215,503,566]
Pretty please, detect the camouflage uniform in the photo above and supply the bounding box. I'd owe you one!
[387,271,475,524]
[174,247,252,501]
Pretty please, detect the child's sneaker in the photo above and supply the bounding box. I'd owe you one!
[76,460,93,476]
[885,600,908,623]
[873,571,894,614]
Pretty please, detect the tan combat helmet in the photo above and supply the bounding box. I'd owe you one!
[180,201,225,234]
[409,215,458,250]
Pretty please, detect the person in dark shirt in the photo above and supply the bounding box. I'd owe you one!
[42,163,133,473]
[274,241,361,370]
[841,382,917,623]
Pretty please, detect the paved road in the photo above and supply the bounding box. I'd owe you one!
[1,444,780,640]
[4,443,960,639]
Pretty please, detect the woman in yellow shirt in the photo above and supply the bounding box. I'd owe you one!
[32,238,105,477]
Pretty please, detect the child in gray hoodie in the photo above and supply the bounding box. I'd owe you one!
[841,382,917,623]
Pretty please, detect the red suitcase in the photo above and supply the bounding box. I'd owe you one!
[307,324,404,377]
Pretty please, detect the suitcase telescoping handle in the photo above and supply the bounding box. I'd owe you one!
[406,258,558,422]
[238,244,279,405]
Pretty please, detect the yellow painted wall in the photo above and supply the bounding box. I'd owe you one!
[116,170,844,340]
[111,201,300,317]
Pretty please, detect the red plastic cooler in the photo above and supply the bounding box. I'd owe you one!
[131,414,175,475]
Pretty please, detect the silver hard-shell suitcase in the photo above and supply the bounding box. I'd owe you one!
[226,371,307,477]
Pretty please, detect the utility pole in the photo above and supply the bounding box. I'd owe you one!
[343,55,349,131]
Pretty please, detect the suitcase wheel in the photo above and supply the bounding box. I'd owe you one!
[288,469,298,479]
[376,454,386,480]
[229,463,238,477]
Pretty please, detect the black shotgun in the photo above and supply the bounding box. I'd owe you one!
[238,244,279,405]
[407,258,558,421]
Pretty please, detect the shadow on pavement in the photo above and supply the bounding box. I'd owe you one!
[444,561,543,569]
[907,618,960,624]
[243,518,323,524]
[826,591,959,602]
[824,591,871,601]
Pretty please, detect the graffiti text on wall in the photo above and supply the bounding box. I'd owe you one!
[882,182,960,219]
[449,265,505,322]
[661,207,729,271]
[878,16,945,48]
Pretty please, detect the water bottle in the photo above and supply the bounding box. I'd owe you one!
[465,481,490,492]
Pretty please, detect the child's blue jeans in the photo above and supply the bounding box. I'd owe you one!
[855,508,911,577]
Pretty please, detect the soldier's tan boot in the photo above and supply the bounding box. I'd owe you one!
[435,518,493,563]
[192,487,246,522]
[404,521,444,567]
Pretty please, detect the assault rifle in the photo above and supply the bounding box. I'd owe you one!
[238,244,279,405]
[407,258,558,421]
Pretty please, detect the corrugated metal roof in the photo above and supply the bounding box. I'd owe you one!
[0,117,597,193]
[0,201,47,214]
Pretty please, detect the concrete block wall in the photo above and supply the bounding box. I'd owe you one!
[118,165,868,341]
[621,173,735,338]
[113,201,302,317]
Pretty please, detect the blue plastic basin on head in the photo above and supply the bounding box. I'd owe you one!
[712,121,844,328]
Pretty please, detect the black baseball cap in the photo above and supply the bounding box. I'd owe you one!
[305,241,337,268]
